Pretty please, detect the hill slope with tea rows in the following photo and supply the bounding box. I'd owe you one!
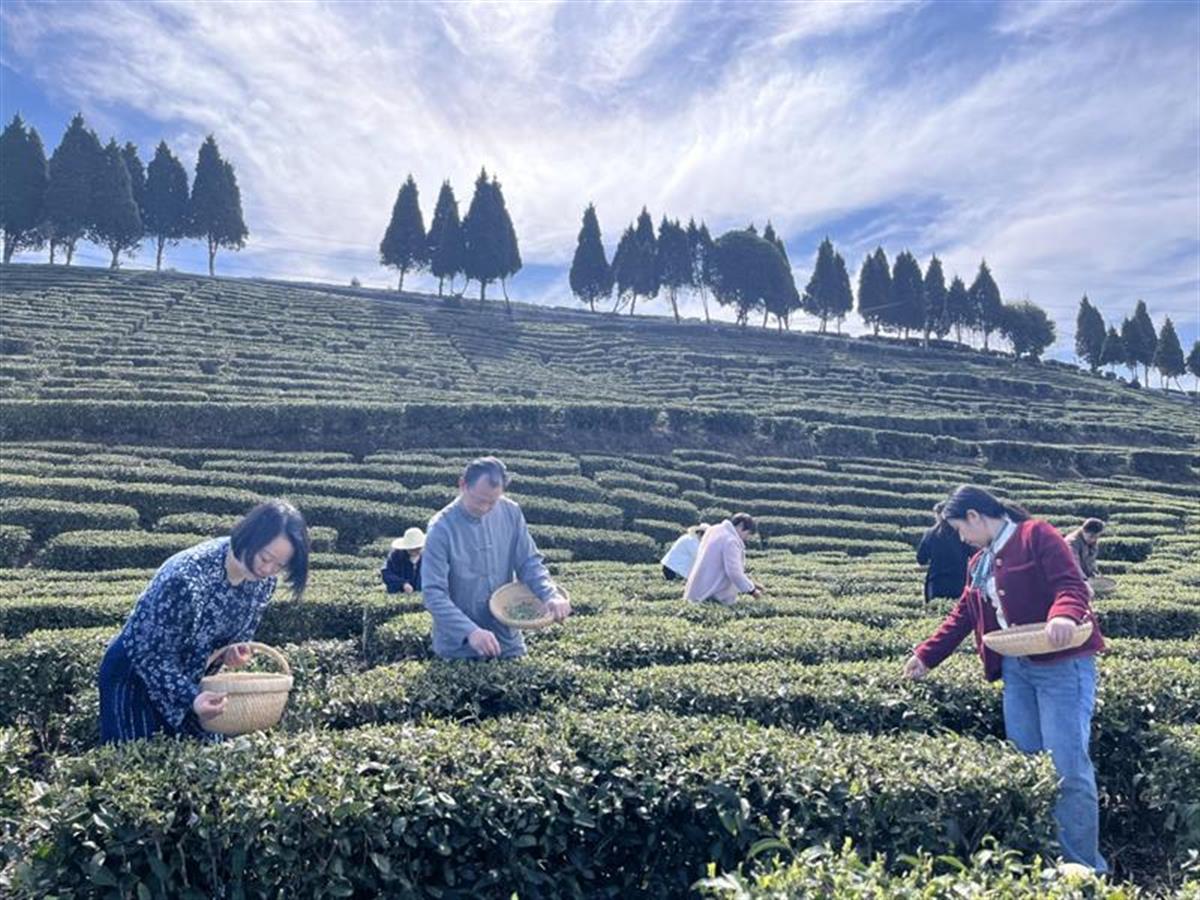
[0,264,1197,897]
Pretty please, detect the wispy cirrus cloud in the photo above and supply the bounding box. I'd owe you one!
[1,0,1196,354]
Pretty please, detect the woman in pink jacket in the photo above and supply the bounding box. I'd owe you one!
[902,485,1107,873]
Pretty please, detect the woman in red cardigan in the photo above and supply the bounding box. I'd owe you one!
[902,485,1107,873]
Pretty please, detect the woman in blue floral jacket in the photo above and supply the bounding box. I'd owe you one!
[98,500,310,743]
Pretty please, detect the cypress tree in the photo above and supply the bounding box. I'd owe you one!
[1099,326,1126,374]
[90,138,143,269]
[922,256,948,342]
[889,250,925,339]
[944,275,971,344]
[0,115,48,263]
[462,168,508,304]
[656,216,692,323]
[968,260,1003,350]
[427,180,466,297]
[611,225,637,314]
[1119,317,1142,381]
[121,142,146,220]
[628,207,658,316]
[1187,340,1200,390]
[1152,317,1185,389]
[44,113,103,265]
[856,247,890,336]
[568,203,611,312]
[688,219,715,324]
[143,141,190,271]
[759,223,796,328]
[830,251,853,334]
[491,175,521,312]
[802,237,836,332]
[1130,299,1158,384]
[379,174,427,292]
[1074,295,1106,372]
[189,136,247,276]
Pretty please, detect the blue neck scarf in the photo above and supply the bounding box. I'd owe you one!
[970,518,1015,593]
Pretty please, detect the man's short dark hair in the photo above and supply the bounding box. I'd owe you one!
[730,512,757,534]
[1082,518,1106,535]
[230,499,310,597]
[463,456,510,489]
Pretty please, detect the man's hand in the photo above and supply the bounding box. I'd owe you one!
[546,593,572,623]
[403,583,415,594]
[1046,616,1078,649]
[193,691,227,722]
[750,580,765,598]
[467,628,502,658]
[223,643,253,669]
[902,655,929,681]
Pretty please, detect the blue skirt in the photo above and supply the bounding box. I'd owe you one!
[98,633,205,744]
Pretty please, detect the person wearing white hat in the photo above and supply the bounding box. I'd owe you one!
[380,526,425,594]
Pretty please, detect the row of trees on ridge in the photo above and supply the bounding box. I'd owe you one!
[0,113,247,275]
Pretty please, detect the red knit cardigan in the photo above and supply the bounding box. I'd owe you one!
[914,519,1105,681]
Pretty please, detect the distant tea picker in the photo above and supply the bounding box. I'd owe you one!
[381,526,425,594]
[660,522,709,582]
[683,513,764,604]
[1064,518,1116,597]
[98,500,310,744]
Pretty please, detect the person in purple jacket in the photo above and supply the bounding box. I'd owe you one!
[902,485,1107,873]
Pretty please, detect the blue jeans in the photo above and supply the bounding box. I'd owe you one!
[1001,654,1107,873]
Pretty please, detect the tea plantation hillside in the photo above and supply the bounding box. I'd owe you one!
[0,264,1197,898]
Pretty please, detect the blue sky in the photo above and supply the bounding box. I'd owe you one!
[2,0,1197,358]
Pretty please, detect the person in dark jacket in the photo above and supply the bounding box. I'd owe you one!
[916,501,974,602]
[381,527,424,594]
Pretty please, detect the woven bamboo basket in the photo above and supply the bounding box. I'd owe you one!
[982,621,1094,658]
[489,583,569,630]
[1089,575,1116,597]
[199,642,293,735]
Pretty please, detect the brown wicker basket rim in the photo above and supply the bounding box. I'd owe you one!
[982,620,1093,656]
[200,672,294,694]
[489,583,569,630]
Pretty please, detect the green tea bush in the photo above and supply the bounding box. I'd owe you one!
[35,530,208,571]
[697,840,1128,899]
[0,499,140,543]
[10,711,1057,898]
[0,525,31,567]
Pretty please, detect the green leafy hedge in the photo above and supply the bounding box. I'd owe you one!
[0,498,141,543]
[35,530,208,571]
[9,711,1056,898]
[0,525,31,567]
[697,840,1127,899]
[528,525,658,562]
[0,473,264,521]
[605,488,700,527]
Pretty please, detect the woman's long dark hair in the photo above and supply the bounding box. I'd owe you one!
[230,499,311,598]
[941,485,1030,524]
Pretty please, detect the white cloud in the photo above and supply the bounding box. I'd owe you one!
[3,0,1197,353]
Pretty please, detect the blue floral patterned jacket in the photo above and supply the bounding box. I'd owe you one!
[121,537,276,729]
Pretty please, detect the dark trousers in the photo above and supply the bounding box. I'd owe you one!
[97,633,178,744]
[662,565,680,582]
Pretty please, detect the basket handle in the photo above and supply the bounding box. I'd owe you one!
[205,642,291,676]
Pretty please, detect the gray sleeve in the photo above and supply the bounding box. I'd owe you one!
[513,506,557,602]
[420,522,479,646]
